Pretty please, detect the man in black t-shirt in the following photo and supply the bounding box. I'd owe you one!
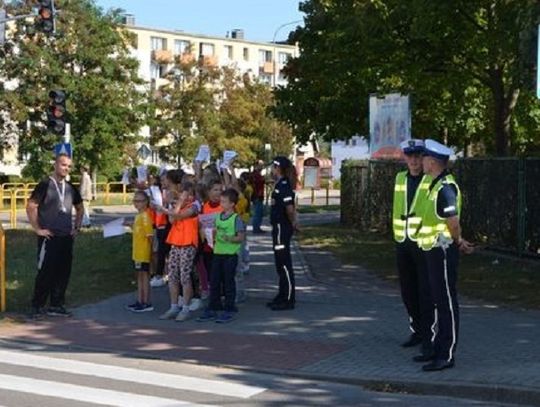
[26,154,83,318]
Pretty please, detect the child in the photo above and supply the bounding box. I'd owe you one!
[158,181,199,322]
[197,188,245,323]
[126,191,154,313]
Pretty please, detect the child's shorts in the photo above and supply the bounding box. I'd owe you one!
[134,261,150,272]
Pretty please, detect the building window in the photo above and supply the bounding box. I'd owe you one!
[223,45,233,60]
[150,36,167,51]
[174,40,190,55]
[258,49,272,64]
[200,42,215,56]
[258,73,272,84]
[243,47,249,61]
[150,62,167,79]
[278,52,291,65]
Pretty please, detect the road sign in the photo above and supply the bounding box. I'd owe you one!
[137,144,151,160]
[54,142,72,158]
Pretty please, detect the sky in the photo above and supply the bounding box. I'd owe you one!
[93,0,305,43]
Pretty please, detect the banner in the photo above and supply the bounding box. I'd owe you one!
[369,93,411,159]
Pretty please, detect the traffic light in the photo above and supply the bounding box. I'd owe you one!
[48,90,66,135]
[37,0,55,34]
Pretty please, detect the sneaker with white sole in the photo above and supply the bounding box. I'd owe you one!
[188,298,203,311]
[131,303,154,313]
[46,306,73,318]
[125,301,141,311]
[159,308,179,320]
[175,309,191,322]
[150,276,166,288]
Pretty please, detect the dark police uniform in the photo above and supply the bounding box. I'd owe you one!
[393,140,434,353]
[417,139,461,371]
[269,174,296,309]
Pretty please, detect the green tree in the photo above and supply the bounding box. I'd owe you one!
[0,0,148,178]
[275,0,540,156]
[150,60,293,167]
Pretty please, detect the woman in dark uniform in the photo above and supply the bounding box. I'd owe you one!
[266,156,299,311]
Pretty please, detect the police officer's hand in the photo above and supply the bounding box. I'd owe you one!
[458,238,474,254]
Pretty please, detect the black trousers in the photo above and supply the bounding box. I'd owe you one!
[209,254,238,312]
[31,235,74,308]
[425,243,460,362]
[271,222,295,304]
[396,239,434,351]
[155,226,171,277]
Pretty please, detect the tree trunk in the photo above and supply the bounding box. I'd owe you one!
[490,67,520,156]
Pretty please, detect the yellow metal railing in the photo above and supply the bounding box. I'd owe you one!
[0,223,5,312]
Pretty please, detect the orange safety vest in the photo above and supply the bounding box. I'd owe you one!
[202,201,222,215]
[166,203,199,247]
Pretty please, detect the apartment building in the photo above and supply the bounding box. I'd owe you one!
[123,18,299,89]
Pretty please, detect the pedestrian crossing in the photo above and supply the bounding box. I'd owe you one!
[0,348,266,407]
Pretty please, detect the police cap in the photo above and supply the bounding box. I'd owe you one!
[400,139,425,155]
[423,139,454,161]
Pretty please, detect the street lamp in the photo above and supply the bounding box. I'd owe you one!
[271,20,302,88]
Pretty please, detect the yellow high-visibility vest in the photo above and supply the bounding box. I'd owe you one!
[392,171,432,242]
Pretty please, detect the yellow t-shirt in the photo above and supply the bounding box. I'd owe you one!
[132,211,153,263]
[236,192,250,224]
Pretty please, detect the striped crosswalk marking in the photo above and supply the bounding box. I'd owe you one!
[0,374,210,407]
[0,349,265,399]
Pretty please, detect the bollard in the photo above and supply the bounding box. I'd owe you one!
[122,183,127,204]
[326,186,329,206]
[105,183,110,205]
[10,190,17,229]
[311,188,315,205]
[0,223,5,312]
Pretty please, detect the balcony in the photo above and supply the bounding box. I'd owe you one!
[259,61,274,74]
[151,49,173,64]
[199,55,218,67]
[178,52,196,64]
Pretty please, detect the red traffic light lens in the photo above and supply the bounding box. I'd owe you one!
[39,9,52,19]
[52,106,65,118]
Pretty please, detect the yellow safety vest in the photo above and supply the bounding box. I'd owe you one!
[392,171,431,243]
[417,174,461,251]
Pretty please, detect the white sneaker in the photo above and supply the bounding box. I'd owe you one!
[188,298,202,311]
[150,276,166,288]
[175,309,191,322]
[159,308,179,320]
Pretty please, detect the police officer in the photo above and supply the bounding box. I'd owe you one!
[417,139,473,371]
[266,156,299,311]
[392,139,434,358]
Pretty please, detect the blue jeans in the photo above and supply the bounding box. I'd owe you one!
[252,199,264,232]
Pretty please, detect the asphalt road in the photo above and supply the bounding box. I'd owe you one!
[0,341,522,407]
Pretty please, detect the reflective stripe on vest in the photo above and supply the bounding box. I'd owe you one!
[392,171,431,242]
[417,175,461,251]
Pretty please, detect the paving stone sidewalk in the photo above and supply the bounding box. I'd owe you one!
[1,212,539,405]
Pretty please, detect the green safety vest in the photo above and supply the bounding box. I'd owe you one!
[392,171,432,242]
[417,174,462,251]
[214,213,242,255]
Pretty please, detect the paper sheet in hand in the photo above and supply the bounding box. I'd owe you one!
[136,165,147,183]
[204,228,214,248]
[121,169,130,185]
[195,145,210,162]
[221,150,237,169]
[103,218,126,238]
[149,186,163,206]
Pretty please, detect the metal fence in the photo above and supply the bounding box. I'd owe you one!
[341,158,540,257]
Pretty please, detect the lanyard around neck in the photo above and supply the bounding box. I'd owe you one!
[50,176,66,206]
